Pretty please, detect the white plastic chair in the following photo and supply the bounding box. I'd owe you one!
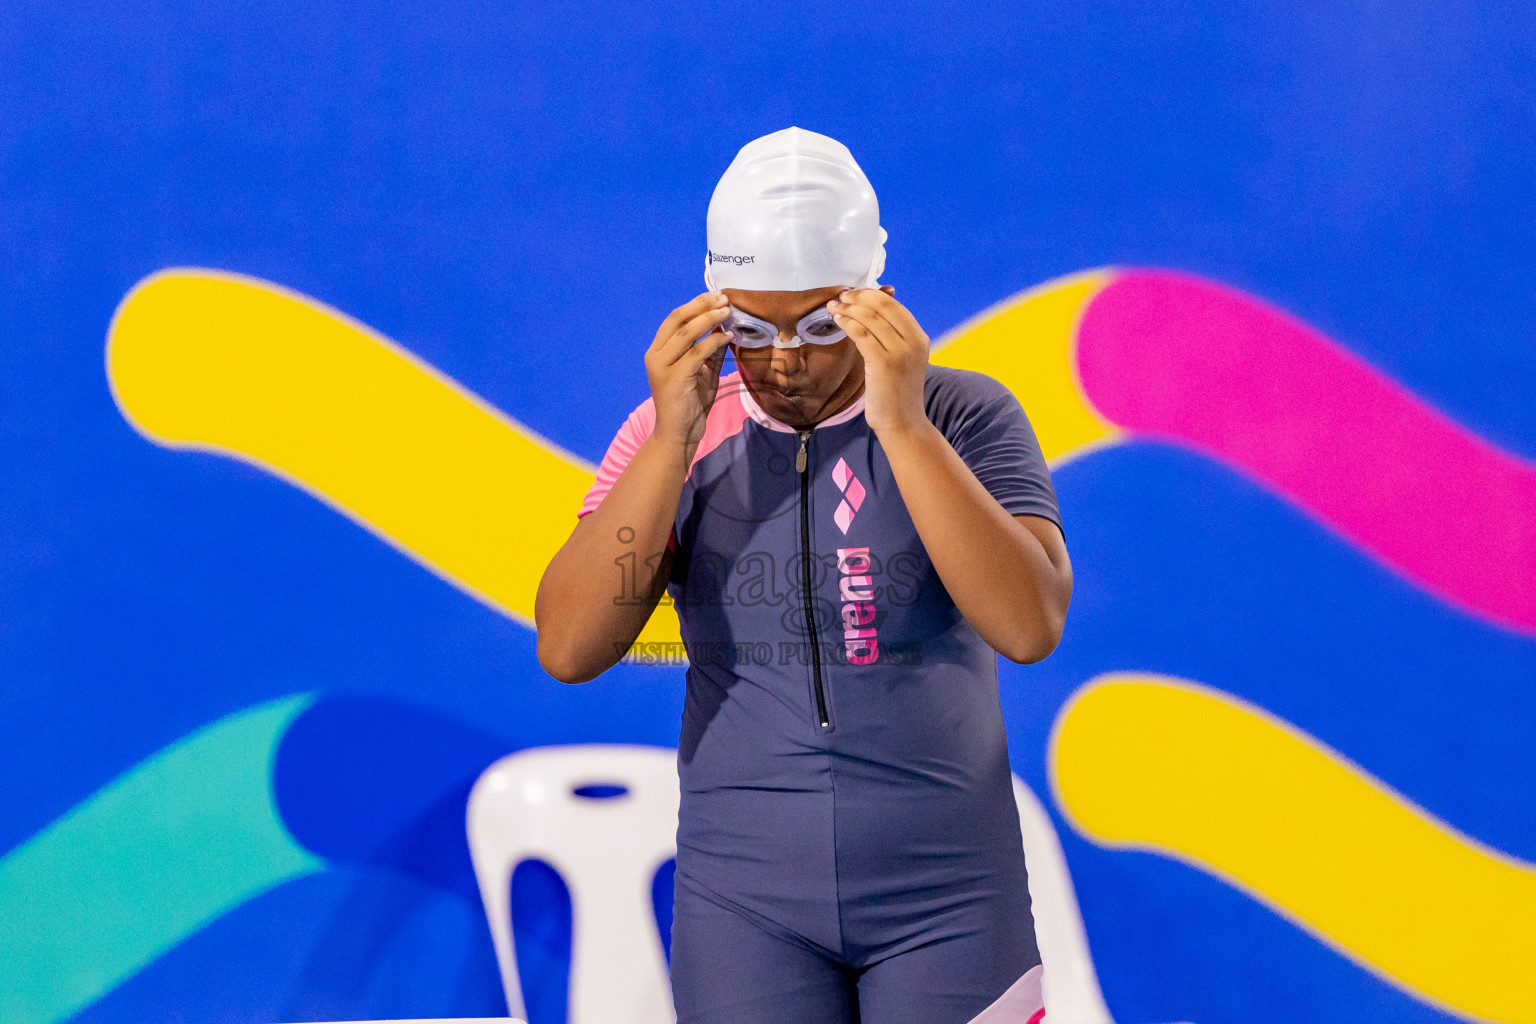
[466,744,679,1024]
[464,748,1107,1024]
[1011,773,1116,1024]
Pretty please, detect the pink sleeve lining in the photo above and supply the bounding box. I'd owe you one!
[578,399,678,553]
[577,376,752,556]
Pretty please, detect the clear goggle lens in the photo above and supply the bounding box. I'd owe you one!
[723,305,848,349]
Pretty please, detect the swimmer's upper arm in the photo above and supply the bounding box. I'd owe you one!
[1015,513,1069,576]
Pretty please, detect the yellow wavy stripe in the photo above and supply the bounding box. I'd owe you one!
[930,270,1119,462]
[107,269,682,646]
[1051,674,1536,1023]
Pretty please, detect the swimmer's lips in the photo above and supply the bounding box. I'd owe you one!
[727,378,810,403]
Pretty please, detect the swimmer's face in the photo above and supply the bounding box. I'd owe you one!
[723,285,865,429]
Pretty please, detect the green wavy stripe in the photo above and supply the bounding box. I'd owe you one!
[0,694,325,1024]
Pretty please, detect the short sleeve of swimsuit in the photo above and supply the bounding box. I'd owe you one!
[576,396,679,552]
[924,366,1065,540]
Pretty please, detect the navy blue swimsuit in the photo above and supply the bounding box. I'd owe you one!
[579,365,1064,1024]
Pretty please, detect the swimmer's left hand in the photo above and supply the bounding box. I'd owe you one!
[830,286,931,437]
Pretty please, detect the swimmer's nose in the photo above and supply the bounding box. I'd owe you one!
[774,344,809,373]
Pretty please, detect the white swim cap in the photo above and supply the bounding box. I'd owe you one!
[705,127,886,293]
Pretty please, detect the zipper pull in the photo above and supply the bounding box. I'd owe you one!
[796,430,810,473]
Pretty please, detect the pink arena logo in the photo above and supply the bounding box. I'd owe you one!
[831,457,866,534]
[837,546,879,665]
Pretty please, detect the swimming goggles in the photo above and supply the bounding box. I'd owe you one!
[722,303,848,349]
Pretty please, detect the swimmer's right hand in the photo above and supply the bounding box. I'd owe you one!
[646,291,733,454]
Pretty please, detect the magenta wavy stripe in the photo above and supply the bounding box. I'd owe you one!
[1077,270,1536,635]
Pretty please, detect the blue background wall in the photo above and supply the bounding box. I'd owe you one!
[3,2,1533,1022]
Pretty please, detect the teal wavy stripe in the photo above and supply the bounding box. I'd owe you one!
[0,694,325,1024]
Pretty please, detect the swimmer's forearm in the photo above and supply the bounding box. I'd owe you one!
[534,433,692,683]
[877,420,1071,663]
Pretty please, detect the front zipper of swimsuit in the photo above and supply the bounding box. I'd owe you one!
[797,429,830,729]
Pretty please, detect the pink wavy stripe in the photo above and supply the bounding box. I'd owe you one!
[1077,270,1536,635]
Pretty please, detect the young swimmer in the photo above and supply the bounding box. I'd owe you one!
[535,127,1073,1024]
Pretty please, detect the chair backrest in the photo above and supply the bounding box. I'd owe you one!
[1012,773,1115,1024]
[465,750,1104,1024]
[466,744,679,1024]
